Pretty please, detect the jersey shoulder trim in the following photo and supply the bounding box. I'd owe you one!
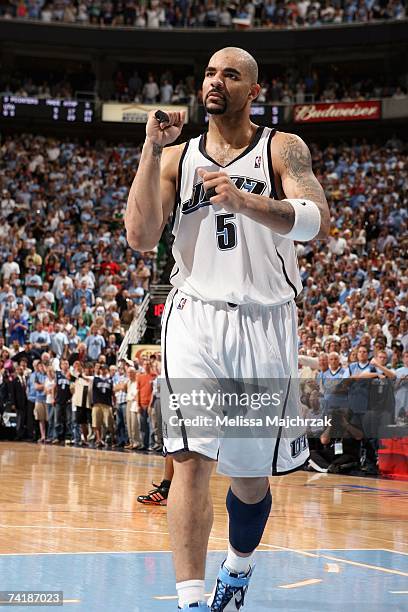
[266,128,278,199]
[170,140,190,234]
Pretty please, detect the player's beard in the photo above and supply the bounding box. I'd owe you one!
[204,93,227,115]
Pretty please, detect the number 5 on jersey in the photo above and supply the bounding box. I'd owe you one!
[215,213,237,251]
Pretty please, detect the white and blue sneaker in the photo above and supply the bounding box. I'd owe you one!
[208,562,254,610]
[179,603,210,610]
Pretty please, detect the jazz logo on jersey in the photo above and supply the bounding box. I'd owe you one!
[181,175,266,215]
[177,297,187,310]
[254,156,262,168]
[290,434,308,458]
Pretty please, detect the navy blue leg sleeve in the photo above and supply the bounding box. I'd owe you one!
[226,487,272,554]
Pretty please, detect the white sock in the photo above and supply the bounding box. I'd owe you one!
[176,579,205,608]
[225,544,254,574]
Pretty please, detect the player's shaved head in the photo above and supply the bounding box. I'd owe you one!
[209,47,258,84]
[203,47,261,115]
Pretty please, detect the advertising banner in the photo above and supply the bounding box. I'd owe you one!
[293,101,381,123]
[102,103,188,123]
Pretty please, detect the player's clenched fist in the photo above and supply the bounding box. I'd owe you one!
[198,169,245,212]
[146,110,185,147]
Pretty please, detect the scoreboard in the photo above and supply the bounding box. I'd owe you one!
[1,96,94,123]
[146,298,166,342]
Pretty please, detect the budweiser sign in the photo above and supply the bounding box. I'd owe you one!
[294,101,381,123]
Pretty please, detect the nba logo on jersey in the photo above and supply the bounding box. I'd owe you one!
[254,155,261,168]
[177,297,187,310]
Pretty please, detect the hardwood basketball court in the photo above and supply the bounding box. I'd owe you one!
[1,442,407,611]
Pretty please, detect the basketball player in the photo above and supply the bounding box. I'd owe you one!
[137,455,174,506]
[125,47,329,611]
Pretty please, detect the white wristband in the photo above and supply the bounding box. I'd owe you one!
[279,198,321,242]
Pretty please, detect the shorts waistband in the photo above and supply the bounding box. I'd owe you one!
[171,288,293,310]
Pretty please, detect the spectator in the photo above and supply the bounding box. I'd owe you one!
[54,358,73,443]
[33,361,47,443]
[113,361,128,447]
[160,79,174,104]
[320,352,348,414]
[134,258,151,291]
[74,279,95,308]
[71,362,92,446]
[72,297,93,324]
[68,342,88,365]
[25,359,38,439]
[125,366,143,450]
[142,75,160,103]
[29,321,51,353]
[8,310,29,346]
[308,407,364,473]
[1,253,20,281]
[364,349,396,433]
[137,357,157,450]
[44,365,57,442]
[50,323,69,359]
[91,364,115,447]
[52,268,74,301]
[394,351,408,422]
[149,372,163,451]
[9,363,29,440]
[85,325,106,361]
[24,266,43,299]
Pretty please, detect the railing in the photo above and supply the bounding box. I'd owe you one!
[75,91,97,101]
[149,285,172,302]
[0,15,406,32]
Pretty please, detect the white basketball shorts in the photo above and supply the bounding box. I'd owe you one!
[161,288,310,477]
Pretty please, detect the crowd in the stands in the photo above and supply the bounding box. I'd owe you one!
[1,67,406,104]
[0,0,406,28]
[0,132,406,475]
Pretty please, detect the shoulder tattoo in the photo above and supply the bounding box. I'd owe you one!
[280,135,324,203]
[280,135,312,180]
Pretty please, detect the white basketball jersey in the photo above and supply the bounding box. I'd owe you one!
[170,126,303,305]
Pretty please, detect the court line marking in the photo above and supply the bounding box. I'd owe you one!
[264,530,408,552]
[7,525,396,552]
[154,594,212,601]
[209,536,408,577]
[389,591,408,594]
[1,547,407,577]
[1,524,406,569]
[0,550,228,556]
[337,483,408,495]
[8,524,402,551]
[304,548,408,555]
[382,549,408,556]
[261,545,408,577]
[0,525,169,536]
[279,578,322,589]
[0,548,380,557]
[326,532,408,549]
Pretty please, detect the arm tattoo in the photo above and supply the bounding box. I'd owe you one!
[152,143,163,159]
[281,136,325,204]
[271,199,295,226]
[281,135,311,179]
